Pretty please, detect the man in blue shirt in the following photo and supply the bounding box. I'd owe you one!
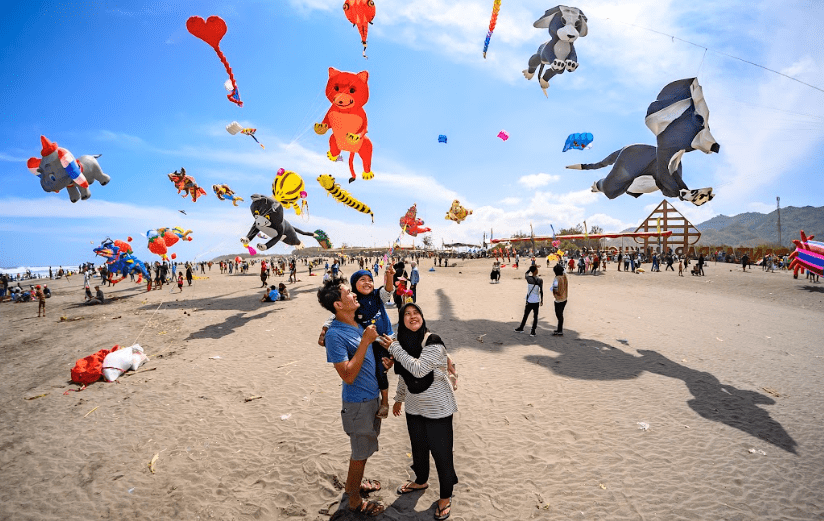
[409,261,420,303]
[317,278,392,516]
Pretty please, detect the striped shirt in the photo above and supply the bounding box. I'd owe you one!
[389,339,457,419]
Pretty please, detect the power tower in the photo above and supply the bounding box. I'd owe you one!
[777,197,782,247]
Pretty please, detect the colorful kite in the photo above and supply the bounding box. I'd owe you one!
[273,168,308,216]
[497,130,509,141]
[27,135,111,203]
[563,132,594,151]
[186,15,242,107]
[483,0,502,58]
[212,184,244,206]
[317,174,373,222]
[438,135,448,144]
[226,121,263,149]
[789,230,824,278]
[93,238,149,284]
[445,200,473,224]
[314,229,333,250]
[315,68,373,183]
[146,227,193,260]
[343,0,376,58]
[168,168,207,202]
[399,204,431,237]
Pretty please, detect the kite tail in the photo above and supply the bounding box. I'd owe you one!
[483,0,501,58]
[292,227,317,238]
[348,152,356,183]
[215,48,242,107]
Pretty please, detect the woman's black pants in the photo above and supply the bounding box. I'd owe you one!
[405,413,458,499]
[554,300,567,333]
[518,302,540,333]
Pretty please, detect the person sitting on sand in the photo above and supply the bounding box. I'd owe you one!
[316,277,392,517]
[261,285,280,302]
[277,283,290,301]
[389,302,458,521]
[85,286,105,305]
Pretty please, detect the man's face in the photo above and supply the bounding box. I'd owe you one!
[335,285,360,313]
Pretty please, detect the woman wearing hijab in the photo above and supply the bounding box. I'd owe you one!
[317,265,397,419]
[390,303,458,521]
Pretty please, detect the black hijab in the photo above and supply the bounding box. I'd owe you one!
[394,303,442,393]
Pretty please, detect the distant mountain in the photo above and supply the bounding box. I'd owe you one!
[694,206,824,248]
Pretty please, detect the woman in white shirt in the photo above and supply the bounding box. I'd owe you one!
[390,303,457,520]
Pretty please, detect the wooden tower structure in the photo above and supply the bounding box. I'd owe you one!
[633,200,701,254]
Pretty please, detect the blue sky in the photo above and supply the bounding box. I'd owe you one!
[1,0,822,267]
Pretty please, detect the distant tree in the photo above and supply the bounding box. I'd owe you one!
[422,235,433,249]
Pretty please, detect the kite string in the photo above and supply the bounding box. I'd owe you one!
[601,17,824,94]
[132,300,165,346]
[696,47,707,77]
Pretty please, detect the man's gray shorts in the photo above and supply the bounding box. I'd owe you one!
[341,397,381,461]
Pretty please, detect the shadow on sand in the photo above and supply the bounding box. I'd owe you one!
[431,289,797,454]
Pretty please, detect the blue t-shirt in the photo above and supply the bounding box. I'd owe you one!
[268,289,280,301]
[325,320,379,402]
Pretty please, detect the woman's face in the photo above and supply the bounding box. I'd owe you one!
[355,275,373,295]
[403,306,423,332]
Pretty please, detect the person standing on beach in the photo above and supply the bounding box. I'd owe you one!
[515,265,543,336]
[551,263,568,336]
[186,264,193,286]
[409,261,420,303]
[317,278,392,516]
[36,285,46,317]
[698,253,705,276]
[390,302,458,521]
[177,273,184,292]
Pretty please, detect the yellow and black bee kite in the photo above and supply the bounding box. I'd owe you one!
[317,174,373,222]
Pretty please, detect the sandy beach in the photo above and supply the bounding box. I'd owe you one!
[1,258,823,520]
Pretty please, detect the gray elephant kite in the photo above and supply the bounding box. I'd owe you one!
[27,135,110,203]
[523,5,588,96]
[567,78,719,206]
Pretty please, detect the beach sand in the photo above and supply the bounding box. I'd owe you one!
[1,259,823,520]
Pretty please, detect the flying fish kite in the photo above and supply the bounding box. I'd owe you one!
[226,122,264,149]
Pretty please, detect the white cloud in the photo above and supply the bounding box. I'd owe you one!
[0,152,25,162]
[500,197,521,205]
[518,173,560,188]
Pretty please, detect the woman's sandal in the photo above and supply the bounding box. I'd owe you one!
[376,405,389,419]
[396,481,429,494]
[352,499,385,516]
[360,478,381,494]
[434,498,452,520]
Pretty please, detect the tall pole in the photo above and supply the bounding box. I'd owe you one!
[777,197,782,247]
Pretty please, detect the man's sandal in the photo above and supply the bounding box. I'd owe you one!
[396,481,429,494]
[352,499,385,516]
[434,498,452,520]
[360,478,381,494]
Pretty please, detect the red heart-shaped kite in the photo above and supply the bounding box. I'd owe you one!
[186,15,226,50]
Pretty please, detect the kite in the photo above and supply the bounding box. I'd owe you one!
[522,6,588,96]
[343,0,376,59]
[567,78,719,206]
[315,68,373,183]
[314,229,333,250]
[563,132,594,151]
[186,15,242,107]
[445,200,473,224]
[399,204,431,237]
[226,121,264,149]
[317,174,374,222]
[213,184,244,206]
[789,230,824,278]
[27,135,110,203]
[168,168,207,202]
[438,135,448,144]
[483,0,502,58]
[93,238,149,284]
[146,227,193,260]
[179,210,187,215]
[272,168,308,216]
[241,195,320,251]
[497,130,509,141]
[246,245,258,256]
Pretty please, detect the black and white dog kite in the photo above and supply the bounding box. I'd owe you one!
[241,194,316,250]
[567,78,719,206]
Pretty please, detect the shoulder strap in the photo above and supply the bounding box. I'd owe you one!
[422,332,431,348]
